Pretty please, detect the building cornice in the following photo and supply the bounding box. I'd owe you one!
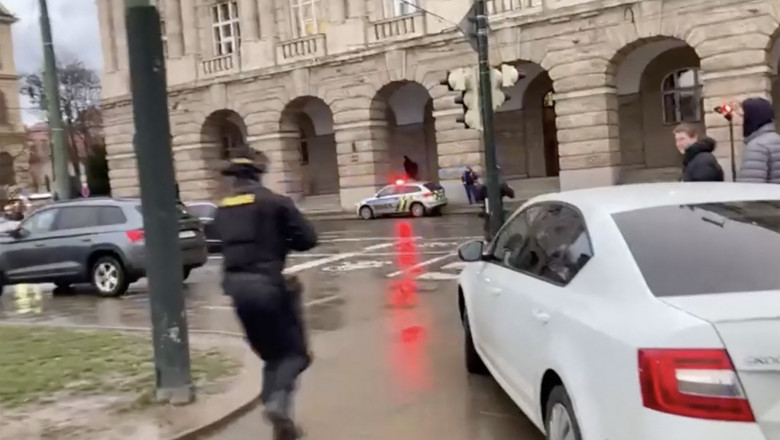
[101,0,759,108]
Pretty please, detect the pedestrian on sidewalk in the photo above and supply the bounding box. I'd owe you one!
[735,97,780,183]
[215,147,318,440]
[461,166,478,204]
[673,123,724,182]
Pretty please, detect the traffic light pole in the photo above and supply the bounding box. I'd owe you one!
[474,0,503,240]
[38,0,71,200]
[124,0,193,404]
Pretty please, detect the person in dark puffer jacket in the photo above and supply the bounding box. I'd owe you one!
[682,136,724,182]
[736,97,780,183]
[673,123,724,182]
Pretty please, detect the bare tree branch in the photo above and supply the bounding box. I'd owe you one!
[21,58,102,179]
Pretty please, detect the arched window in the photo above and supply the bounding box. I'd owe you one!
[662,68,702,124]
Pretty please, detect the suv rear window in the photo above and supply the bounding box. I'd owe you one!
[423,182,443,191]
[136,203,192,218]
[612,201,780,297]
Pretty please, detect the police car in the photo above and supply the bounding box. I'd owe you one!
[356,180,447,219]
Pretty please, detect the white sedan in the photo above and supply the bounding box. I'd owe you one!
[457,182,780,440]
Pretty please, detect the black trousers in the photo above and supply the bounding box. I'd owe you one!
[225,273,310,415]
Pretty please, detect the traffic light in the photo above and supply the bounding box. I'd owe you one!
[714,103,734,121]
[440,68,469,92]
[489,64,524,110]
[441,68,482,130]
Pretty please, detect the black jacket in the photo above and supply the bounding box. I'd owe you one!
[215,181,318,277]
[476,180,515,202]
[682,137,724,182]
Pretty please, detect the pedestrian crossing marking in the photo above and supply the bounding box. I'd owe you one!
[415,259,466,281]
[416,272,459,281]
[440,262,466,271]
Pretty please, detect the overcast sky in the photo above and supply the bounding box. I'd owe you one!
[4,0,102,125]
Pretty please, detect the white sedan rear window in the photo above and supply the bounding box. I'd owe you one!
[613,200,780,297]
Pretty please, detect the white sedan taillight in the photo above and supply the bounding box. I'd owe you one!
[638,349,755,422]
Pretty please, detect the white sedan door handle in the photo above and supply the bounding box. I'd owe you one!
[532,309,551,324]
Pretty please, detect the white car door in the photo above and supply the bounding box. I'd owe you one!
[473,205,545,412]
[497,203,594,415]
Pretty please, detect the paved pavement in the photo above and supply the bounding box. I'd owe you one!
[0,214,542,440]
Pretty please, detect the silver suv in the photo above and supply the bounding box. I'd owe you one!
[0,197,208,297]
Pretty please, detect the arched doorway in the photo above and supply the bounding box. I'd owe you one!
[612,37,702,183]
[493,61,560,198]
[279,96,340,205]
[200,109,248,199]
[371,81,438,183]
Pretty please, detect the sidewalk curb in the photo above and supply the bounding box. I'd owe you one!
[0,322,261,440]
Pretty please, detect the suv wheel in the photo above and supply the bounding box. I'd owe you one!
[410,202,426,218]
[359,206,374,220]
[91,256,129,297]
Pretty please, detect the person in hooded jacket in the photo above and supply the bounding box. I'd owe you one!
[736,97,780,183]
[673,123,724,182]
[215,148,317,440]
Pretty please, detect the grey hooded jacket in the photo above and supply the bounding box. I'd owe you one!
[736,123,780,184]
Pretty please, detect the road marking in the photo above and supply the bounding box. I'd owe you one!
[284,242,395,274]
[416,272,459,281]
[386,253,457,278]
[441,261,467,271]
[199,294,341,311]
[320,237,422,243]
[321,260,392,272]
[210,250,455,260]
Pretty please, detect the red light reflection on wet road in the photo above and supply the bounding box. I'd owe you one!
[386,220,433,398]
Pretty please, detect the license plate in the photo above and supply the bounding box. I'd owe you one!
[179,230,196,239]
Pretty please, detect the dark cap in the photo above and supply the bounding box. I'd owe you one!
[221,147,267,178]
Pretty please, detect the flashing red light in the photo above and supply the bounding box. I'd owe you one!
[395,179,406,185]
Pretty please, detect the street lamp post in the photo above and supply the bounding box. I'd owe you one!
[124,0,193,404]
[37,0,71,200]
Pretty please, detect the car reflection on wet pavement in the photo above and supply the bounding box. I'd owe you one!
[0,215,543,440]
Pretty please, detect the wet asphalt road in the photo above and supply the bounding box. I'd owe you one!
[0,214,542,440]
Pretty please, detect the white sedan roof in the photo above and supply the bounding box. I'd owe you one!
[530,182,780,214]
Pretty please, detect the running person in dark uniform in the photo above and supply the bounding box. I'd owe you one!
[215,149,317,440]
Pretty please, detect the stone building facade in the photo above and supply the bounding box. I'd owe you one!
[0,3,30,199]
[97,0,780,209]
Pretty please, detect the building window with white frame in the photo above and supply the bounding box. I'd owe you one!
[383,0,418,17]
[211,1,241,56]
[290,0,323,38]
[662,68,702,124]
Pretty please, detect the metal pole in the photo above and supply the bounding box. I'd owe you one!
[124,0,193,404]
[474,0,503,239]
[38,0,71,200]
